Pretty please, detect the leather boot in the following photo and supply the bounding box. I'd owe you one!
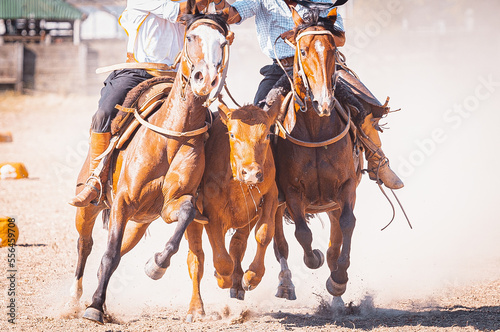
[68,131,112,207]
[360,115,404,189]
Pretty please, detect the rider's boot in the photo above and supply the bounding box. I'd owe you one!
[360,114,404,189]
[68,131,112,207]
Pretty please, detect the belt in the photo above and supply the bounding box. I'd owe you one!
[274,56,294,69]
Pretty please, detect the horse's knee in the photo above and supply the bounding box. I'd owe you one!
[255,223,272,246]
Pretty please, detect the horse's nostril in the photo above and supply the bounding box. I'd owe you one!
[194,71,203,82]
[241,169,247,176]
[312,100,320,111]
[211,78,218,87]
[256,172,263,182]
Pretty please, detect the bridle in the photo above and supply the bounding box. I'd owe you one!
[180,18,231,108]
[273,27,350,148]
[275,28,340,113]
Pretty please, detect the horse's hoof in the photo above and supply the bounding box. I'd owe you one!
[242,271,260,291]
[214,270,232,289]
[82,307,104,325]
[326,276,347,296]
[275,285,297,300]
[186,314,194,323]
[144,257,167,280]
[304,249,324,269]
[230,288,245,300]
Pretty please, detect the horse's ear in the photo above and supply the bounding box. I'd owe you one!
[280,29,296,47]
[291,7,304,27]
[325,7,338,25]
[218,102,232,124]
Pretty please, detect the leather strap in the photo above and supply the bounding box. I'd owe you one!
[275,101,350,148]
[132,107,209,138]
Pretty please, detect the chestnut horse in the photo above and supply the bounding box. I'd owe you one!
[68,14,232,324]
[272,8,362,302]
[185,102,279,320]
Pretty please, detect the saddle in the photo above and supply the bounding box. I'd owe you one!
[93,76,175,198]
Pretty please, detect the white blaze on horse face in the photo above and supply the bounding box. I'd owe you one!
[189,25,225,95]
[313,38,333,116]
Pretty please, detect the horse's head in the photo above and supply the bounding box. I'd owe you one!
[218,102,279,185]
[285,8,342,117]
[181,13,232,97]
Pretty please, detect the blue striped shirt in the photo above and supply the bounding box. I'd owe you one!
[232,0,344,59]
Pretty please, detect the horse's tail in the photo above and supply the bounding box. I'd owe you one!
[102,208,110,230]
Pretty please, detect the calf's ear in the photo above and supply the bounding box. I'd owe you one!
[217,102,232,125]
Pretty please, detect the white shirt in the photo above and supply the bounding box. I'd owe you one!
[119,0,186,65]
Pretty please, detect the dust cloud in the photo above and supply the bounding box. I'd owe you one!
[49,0,500,321]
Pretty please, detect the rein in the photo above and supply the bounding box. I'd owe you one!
[275,92,351,148]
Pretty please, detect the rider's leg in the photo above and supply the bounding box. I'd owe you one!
[69,69,153,207]
[254,62,289,108]
[69,131,112,207]
[360,114,404,189]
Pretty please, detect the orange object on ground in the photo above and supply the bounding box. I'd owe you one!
[0,216,19,247]
[0,132,13,142]
[0,162,29,179]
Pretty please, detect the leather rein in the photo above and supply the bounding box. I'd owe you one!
[274,28,350,148]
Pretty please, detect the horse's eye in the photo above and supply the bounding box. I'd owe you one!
[265,133,271,140]
[187,36,192,42]
[300,49,307,57]
[229,132,235,139]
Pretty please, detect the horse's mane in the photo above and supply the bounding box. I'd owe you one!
[181,13,229,37]
[295,8,344,39]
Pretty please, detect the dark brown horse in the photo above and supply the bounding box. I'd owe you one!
[68,14,232,324]
[185,102,279,320]
[272,8,362,302]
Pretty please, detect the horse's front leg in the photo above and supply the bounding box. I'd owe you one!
[242,189,278,292]
[273,203,296,300]
[83,195,131,324]
[145,194,197,280]
[286,192,325,269]
[326,187,356,298]
[185,221,205,322]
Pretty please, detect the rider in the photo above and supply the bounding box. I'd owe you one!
[221,0,404,189]
[69,0,213,207]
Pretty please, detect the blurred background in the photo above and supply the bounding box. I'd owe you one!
[1,0,499,317]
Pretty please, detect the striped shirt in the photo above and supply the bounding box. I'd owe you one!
[232,0,345,60]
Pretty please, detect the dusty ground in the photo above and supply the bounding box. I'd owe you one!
[0,88,499,332]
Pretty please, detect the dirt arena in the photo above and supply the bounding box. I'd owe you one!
[1,1,500,331]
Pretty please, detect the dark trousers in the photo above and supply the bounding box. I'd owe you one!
[91,69,153,133]
[254,63,287,107]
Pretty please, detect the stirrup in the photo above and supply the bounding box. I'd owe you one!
[363,157,389,184]
[84,175,104,206]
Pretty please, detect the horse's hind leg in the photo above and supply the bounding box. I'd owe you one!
[326,198,356,298]
[68,205,103,309]
[273,204,296,300]
[185,221,205,321]
[145,195,197,280]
